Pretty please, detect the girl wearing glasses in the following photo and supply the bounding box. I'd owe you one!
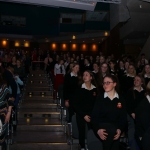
[126,75,145,150]
[92,74,127,150]
[73,70,97,150]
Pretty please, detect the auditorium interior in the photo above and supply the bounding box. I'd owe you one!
[0,0,150,150]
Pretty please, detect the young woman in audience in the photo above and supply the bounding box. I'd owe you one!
[73,70,97,150]
[109,60,117,76]
[54,59,65,99]
[63,63,80,122]
[92,74,127,150]
[99,56,105,64]
[126,75,145,150]
[10,56,17,69]
[141,64,150,86]
[97,63,109,93]
[121,64,136,94]
[83,58,92,71]
[117,60,125,82]
[92,62,99,80]
[135,81,150,150]
[14,59,25,80]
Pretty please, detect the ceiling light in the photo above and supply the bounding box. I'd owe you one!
[70,41,71,42]
[72,35,76,39]
[140,5,142,8]
[92,39,94,40]
[24,40,25,41]
[83,41,84,42]
[7,39,9,40]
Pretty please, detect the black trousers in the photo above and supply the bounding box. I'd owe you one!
[76,114,91,148]
[67,106,74,123]
[99,123,119,150]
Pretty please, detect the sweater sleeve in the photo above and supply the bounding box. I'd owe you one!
[117,96,127,132]
[91,97,102,133]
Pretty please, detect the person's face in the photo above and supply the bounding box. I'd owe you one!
[119,61,124,68]
[145,65,150,74]
[93,64,99,71]
[17,60,21,66]
[109,62,115,69]
[70,58,74,63]
[83,71,92,83]
[100,56,105,64]
[72,65,79,74]
[60,60,64,65]
[12,57,16,62]
[134,76,142,87]
[84,59,89,65]
[125,62,129,70]
[128,65,134,74]
[103,77,116,92]
[101,64,108,73]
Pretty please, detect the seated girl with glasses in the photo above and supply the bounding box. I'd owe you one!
[91,74,127,150]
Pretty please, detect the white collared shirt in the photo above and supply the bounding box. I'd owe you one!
[92,70,98,73]
[126,74,135,77]
[144,74,150,78]
[70,72,77,77]
[134,87,144,92]
[146,95,150,103]
[54,64,65,76]
[81,83,96,90]
[104,92,119,100]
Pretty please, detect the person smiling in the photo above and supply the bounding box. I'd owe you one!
[91,74,127,150]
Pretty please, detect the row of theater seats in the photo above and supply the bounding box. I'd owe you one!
[52,83,130,150]
[0,75,28,150]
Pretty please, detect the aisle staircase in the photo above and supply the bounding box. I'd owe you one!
[10,70,71,150]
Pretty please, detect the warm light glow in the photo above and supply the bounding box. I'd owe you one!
[2,40,7,46]
[45,119,48,123]
[92,44,97,51]
[72,35,76,39]
[72,44,76,50]
[52,43,56,49]
[62,44,66,49]
[104,31,108,36]
[82,44,86,51]
[26,118,30,123]
[24,42,29,47]
[15,42,20,47]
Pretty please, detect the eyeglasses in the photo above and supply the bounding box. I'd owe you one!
[102,82,114,85]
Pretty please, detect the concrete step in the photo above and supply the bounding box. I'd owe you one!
[18,111,60,118]
[17,124,64,132]
[10,143,74,150]
[19,103,57,109]
[18,118,61,125]
[25,87,51,91]
[25,91,52,96]
[13,131,66,143]
[24,96,53,100]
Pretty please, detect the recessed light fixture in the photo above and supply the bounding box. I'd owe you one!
[70,41,71,42]
[92,39,94,40]
[7,39,9,40]
[140,5,142,8]
[24,40,25,41]
[83,41,84,42]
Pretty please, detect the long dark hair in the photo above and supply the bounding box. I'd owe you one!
[103,74,120,93]
[79,70,97,88]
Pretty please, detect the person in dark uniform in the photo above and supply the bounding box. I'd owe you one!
[140,64,150,86]
[126,75,145,150]
[63,63,80,122]
[73,70,97,150]
[108,60,117,76]
[92,74,127,150]
[92,62,99,81]
[121,64,136,94]
[83,58,92,72]
[135,81,150,150]
[117,60,125,83]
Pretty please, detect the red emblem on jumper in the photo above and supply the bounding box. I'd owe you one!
[117,102,122,108]
[93,92,96,96]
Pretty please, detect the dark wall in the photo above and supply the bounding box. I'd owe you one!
[0,2,60,35]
